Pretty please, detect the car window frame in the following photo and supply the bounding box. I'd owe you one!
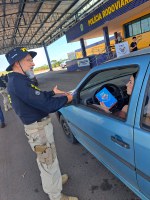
[76,65,139,122]
[140,75,150,131]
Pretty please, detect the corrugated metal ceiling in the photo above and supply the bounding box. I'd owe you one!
[0,0,105,54]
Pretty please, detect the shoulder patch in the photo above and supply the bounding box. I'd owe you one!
[35,90,40,95]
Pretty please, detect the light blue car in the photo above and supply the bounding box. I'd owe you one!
[57,47,150,200]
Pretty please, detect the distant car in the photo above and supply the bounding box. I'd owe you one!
[60,61,68,68]
[57,48,150,200]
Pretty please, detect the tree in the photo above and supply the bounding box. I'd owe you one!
[51,60,61,68]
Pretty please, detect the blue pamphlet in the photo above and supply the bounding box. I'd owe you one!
[96,87,117,109]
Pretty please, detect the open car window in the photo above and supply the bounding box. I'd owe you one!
[79,65,138,120]
[82,66,138,91]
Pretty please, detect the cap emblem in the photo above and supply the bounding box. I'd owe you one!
[21,47,27,52]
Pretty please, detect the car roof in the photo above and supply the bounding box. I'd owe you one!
[112,47,150,61]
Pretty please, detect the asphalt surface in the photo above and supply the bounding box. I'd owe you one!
[0,69,140,200]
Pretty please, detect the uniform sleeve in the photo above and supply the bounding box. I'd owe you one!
[43,90,55,97]
[13,79,68,113]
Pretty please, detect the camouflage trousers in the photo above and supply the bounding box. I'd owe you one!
[0,88,12,111]
[24,116,62,200]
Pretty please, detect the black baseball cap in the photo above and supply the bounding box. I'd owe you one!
[5,47,37,71]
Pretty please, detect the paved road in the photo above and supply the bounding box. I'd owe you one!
[0,69,139,200]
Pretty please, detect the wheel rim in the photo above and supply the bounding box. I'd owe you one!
[62,120,71,136]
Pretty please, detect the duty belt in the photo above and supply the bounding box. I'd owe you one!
[24,115,51,130]
[37,116,50,122]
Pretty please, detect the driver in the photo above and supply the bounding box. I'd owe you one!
[98,74,135,116]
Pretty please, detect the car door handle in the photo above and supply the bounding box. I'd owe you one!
[111,135,130,149]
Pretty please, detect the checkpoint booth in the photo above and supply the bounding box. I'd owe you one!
[66,57,91,72]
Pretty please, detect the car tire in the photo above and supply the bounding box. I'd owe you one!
[60,115,78,144]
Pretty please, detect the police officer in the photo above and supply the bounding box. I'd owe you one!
[0,105,5,128]
[5,47,78,200]
[0,76,12,111]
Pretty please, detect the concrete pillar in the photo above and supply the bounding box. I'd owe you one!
[103,26,111,54]
[80,38,87,58]
[43,42,53,71]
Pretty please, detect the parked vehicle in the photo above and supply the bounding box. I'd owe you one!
[60,60,68,68]
[57,47,150,200]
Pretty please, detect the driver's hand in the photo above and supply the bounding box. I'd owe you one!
[99,102,110,113]
[121,105,128,113]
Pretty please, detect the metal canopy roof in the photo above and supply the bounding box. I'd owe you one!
[0,0,104,55]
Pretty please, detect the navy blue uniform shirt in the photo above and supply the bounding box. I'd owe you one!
[7,72,68,125]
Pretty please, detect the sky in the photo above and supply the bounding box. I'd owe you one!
[0,35,103,72]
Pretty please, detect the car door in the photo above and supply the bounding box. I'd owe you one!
[134,63,150,200]
[61,56,149,193]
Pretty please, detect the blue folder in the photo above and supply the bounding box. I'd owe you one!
[96,87,117,108]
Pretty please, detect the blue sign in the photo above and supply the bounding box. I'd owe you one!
[66,0,149,42]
